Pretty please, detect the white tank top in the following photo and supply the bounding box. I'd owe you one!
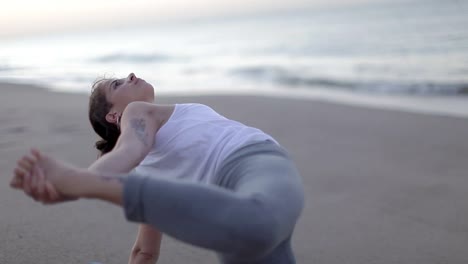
[134,103,278,184]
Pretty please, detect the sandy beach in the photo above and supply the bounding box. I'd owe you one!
[1,82,468,264]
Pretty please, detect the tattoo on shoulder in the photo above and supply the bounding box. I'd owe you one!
[130,118,149,146]
[99,174,127,184]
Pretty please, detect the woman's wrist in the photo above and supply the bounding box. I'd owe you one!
[52,168,125,205]
[75,171,126,205]
[53,167,90,199]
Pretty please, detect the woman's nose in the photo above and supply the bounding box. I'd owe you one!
[127,73,136,82]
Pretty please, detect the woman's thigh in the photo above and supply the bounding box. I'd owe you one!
[216,149,304,262]
[219,150,305,232]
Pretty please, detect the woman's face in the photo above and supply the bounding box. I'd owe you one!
[103,73,155,114]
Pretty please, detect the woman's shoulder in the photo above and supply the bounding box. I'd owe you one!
[120,102,175,136]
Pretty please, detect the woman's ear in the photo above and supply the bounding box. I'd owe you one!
[105,112,120,124]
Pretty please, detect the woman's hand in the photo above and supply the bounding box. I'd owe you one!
[10,149,79,203]
[129,243,159,264]
[128,224,162,264]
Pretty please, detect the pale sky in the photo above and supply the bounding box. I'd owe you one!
[0,0,382,38]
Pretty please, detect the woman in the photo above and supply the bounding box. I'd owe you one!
[10,73,305,264]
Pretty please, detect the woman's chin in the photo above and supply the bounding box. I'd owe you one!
[146,84,155,100]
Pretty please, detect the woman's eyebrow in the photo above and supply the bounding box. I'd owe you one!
[108,79,117,92]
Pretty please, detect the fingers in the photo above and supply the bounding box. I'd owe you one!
[11,167,27,189]
[45,182,60,202]
[22,170,33,195]
[31,148,42,162]
[16,154,38,193]
[10,177,21,188]
[16,166,58,204]
[14,167,27,178]
[34,165,46,201]
[27,165,53,203]
[10,177,23,189]
[13,148,39,193]
[23,164,39,197]
[17,154,37,172]
[35,164,61,204]
[16,148,41,173]
[11,148,62,205]
[12,152,34,190]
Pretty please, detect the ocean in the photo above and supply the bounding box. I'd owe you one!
[1,0,467,100]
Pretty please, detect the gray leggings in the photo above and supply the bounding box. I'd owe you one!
[123,140,305,264]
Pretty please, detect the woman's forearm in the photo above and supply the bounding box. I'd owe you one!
[61,169,125,206]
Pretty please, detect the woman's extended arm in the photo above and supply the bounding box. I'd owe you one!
[12,150,162,264]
